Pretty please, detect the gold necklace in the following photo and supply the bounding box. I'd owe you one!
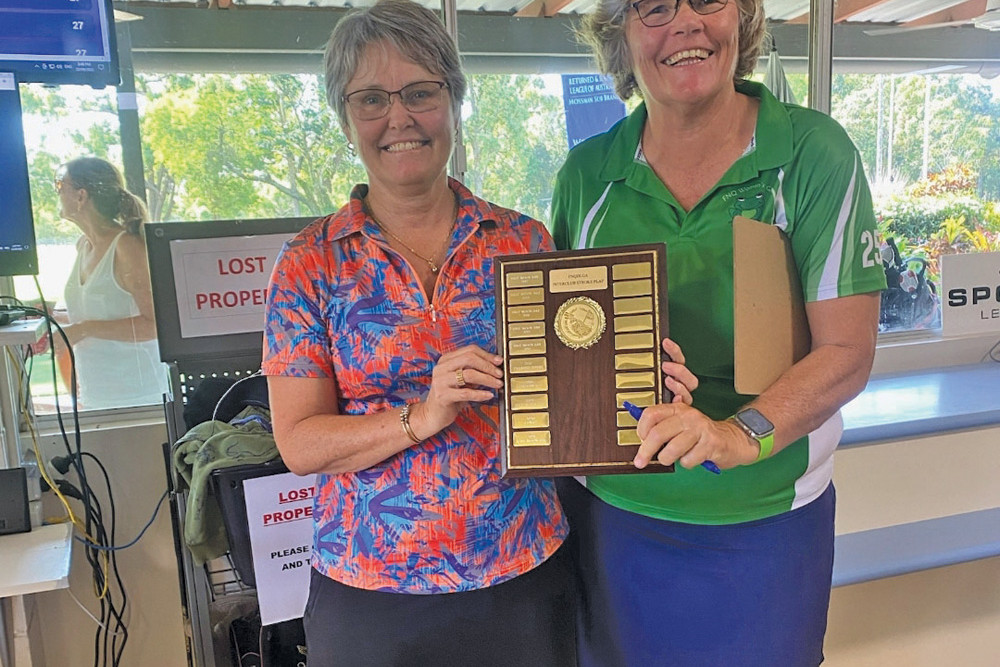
[366,198,454,274]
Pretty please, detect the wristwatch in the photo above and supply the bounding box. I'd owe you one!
[731,407,775,462]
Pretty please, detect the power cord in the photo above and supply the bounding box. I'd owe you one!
[55,454,170,551]
[5,287,132,667]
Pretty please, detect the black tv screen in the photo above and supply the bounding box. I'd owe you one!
[0,0,119,88]
[0,73,37,277]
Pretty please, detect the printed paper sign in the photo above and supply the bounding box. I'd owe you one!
[244,472,317,625]
[941,251,1000,337]
[168,233,293,338]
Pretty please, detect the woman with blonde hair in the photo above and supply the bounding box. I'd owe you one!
[55,156,167,409]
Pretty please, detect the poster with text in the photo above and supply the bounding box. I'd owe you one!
[561,74,626,149]
[244,472,317,625]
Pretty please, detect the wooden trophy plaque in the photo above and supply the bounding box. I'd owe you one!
[494,243,673,477]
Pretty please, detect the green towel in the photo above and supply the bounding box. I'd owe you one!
[172,405,278,564]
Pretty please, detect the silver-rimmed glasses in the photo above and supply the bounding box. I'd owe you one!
[343,80,449,121]
[631,0,729,28]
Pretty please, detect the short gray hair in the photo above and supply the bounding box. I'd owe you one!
[579,0,768,100]
[323,0,467,127]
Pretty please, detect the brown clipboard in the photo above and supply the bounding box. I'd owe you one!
[733,216,811,395]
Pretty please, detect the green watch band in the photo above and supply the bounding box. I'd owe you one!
[754,431,775,462]
[731,407,775,463]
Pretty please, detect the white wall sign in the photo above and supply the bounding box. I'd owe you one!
[244,472,317,625]
[168,233,293,338]
[941,251,1000,337]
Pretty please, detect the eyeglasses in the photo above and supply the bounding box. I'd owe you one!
[631,0,729,28]
[54,177,70,193]
[343,80,449,121]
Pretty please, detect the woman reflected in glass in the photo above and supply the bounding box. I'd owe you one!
[54,156,167,409]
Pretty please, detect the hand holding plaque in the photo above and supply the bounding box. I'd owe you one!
[494,244,673,477]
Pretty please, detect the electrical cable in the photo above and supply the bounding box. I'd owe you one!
[74,451,129,665]
[6,283,134,667]
[73,489,170,552]
[66,585,126,636]
[7,346,94,540]
[210,368,263,422]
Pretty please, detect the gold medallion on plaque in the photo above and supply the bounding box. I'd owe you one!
[554,296,607,350]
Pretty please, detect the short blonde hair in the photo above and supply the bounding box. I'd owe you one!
[578,0,767,100]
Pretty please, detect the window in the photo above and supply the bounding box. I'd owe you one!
[831,72,1000,337]
[462,73,568,222]
[13,4,1000,418]
[15,83,125,414]
[137,73,365,222]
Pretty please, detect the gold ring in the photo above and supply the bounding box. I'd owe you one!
[456,368,466,388]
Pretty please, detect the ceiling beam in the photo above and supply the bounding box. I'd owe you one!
[905,0,986,27]
[785,0,894,25]
[515,0,576,18]
[833,0,894,23]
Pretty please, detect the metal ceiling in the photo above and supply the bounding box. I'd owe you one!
[115,0,997,29]
[112,0,1000,78]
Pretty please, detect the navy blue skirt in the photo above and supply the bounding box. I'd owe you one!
[557,479,835,667]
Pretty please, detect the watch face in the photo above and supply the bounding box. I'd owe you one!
[737,408,774,437]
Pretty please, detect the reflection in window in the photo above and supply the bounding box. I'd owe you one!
[18,73,372,413]
[16,83,122,413]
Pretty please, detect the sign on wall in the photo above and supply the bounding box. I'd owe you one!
[168,233,292,338]
[244,472,317,625]
[941,251,1000,337]
[561,74,626,149]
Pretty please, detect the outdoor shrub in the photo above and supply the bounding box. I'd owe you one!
[908,164,977,197]
[876,194,987,242]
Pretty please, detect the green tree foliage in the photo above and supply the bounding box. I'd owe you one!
[138,73,364,221]
[135,72,569,224]
[462,74,568,221]
[833,73,1000,199]
[22,70,997,243]
[877,193,989,242]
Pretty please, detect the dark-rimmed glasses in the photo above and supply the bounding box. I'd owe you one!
[343,80,449,121]
[631,0,729,28]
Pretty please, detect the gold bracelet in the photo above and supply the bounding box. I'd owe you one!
[399,402,421,444]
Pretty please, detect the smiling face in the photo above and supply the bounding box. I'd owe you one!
[342,41,455,198]
[626,0,741,111]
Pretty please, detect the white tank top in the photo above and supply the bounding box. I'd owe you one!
[64,232,168,409]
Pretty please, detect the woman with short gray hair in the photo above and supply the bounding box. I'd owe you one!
[263,1,575,665]
[323,0,466,128]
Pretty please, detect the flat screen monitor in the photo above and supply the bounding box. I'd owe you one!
[0,0,119,88]
[0,73,37,277]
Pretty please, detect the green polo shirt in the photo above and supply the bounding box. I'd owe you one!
[550,81,886,524]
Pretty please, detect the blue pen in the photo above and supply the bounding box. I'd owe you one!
[622,400,722,474]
